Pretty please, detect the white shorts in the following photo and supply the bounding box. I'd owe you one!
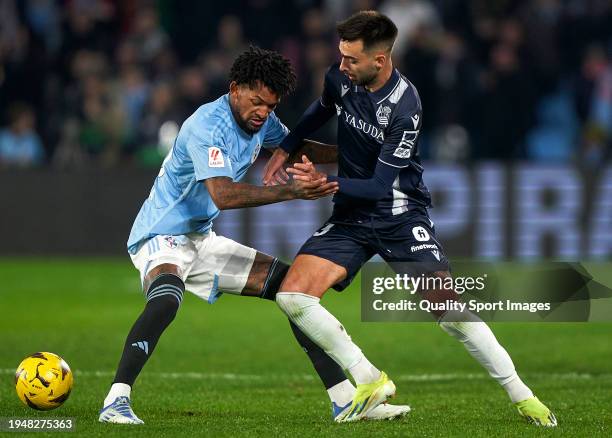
[130,231,257,303]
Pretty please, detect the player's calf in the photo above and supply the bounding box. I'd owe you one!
[251,254,403,421]
[102,269,185,419]
[416,271,555,426]
[256,258,350,394]
[112,272,184,386]
[438,307,557,425]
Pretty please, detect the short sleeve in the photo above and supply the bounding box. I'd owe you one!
[262,112,289,148]
[186,134,233,181]
[377,106,422,169]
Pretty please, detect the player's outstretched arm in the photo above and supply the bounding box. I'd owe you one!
[204,175,338,210]
[288,155,400,201]
[289,140,337,165]
[263,97,336,185]
[263,141,337,186]
[287,107,422,200]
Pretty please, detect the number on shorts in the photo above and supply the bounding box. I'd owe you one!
[313,223,334,236]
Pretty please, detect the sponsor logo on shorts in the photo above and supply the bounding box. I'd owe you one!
[410,243,438,253]
[208,147,225,167]
[412,226,430,242]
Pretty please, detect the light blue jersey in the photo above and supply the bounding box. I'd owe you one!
[127,94,288,254]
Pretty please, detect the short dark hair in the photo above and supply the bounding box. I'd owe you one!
[336,11,398,52]
[229,46,296,98]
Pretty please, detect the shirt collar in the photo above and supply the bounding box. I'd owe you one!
[367,68,400,103]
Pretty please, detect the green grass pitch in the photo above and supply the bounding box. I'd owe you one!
[0,259,610,437]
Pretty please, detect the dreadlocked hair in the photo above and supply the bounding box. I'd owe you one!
[229,45,297,98]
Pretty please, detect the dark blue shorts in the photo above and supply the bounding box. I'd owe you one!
[297,211,450,291]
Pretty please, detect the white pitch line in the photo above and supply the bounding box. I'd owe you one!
[2,368,609,382]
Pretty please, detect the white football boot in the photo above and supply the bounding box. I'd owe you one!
[99,396,144,424]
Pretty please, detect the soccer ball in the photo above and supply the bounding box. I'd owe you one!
[15,352,74,410]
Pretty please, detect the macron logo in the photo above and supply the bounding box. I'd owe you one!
[341,84,350,97]
[132,341,149,355]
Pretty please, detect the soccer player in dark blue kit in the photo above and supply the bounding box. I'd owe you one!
[264,11,557,426]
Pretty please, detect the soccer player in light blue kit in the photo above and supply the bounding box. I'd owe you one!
[99,46,410,424]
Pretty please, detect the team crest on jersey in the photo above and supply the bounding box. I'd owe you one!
[376,105,392,127]
[208,147,225,167]
[251,143,261,164]
[163,236,179,249]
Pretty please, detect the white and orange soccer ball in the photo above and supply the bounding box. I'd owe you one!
[15,352,73,410]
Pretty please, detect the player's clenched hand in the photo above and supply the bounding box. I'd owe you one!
[290,176,338,200]
[286,155,326,182]
[263,148,289,186]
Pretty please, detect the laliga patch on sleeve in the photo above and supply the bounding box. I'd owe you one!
[208,147,225,167]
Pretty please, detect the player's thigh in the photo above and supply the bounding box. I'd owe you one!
[282,222,374,297]
[187,231,257,302]
[130,235,197,292]
[281,254,348,298]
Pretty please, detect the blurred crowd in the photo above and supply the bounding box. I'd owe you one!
[0,0,611,169]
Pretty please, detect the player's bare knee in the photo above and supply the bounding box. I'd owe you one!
[279,273,312,295]
[143,263,181,293]
[280,269,343,298]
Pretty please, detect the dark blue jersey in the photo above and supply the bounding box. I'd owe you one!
[280,63,432,223]
[321,63,431,221]
[321,64,431,221]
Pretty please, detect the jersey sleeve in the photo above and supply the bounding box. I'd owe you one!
[320,66,338,108]
[186,124,234,181]
[262,112,289,148]
[377,105,422,169]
